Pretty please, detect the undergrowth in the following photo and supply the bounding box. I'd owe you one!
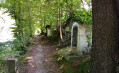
[0,60,7,73]
[0,38,32,73]
[52,47,90,73]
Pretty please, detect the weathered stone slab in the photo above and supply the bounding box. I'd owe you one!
[6,60,16,73]
[2,56,17,73]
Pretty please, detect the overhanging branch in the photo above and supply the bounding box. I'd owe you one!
[0,16,5,23]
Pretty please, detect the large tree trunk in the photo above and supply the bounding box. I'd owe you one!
[90,0,119,73]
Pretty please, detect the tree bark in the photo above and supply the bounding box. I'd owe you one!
[90,0,119,73]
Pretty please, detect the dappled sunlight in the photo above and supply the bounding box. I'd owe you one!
[25,56,35,68]
[41,40,49,44]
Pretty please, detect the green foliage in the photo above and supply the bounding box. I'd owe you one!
[0,0,35,57]
[0,41,20,59]
[76,60,90,73]
[0,60,7,73]
[1,0,92,32]
[74,8,92,25]
[0,41,21,72]
[12,39,27,54]
[52,47,90,73]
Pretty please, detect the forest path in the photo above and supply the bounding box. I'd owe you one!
[20,35,62,73]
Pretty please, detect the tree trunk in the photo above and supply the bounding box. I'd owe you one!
[90,0,119,73]
[18,0,23,36]
[27,0,32,37]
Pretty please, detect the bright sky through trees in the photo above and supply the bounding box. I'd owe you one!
[0,8,15,42]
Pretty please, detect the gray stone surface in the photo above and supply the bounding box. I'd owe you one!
[71,22,89,53]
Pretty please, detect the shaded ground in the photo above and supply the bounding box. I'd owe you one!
[20,35,62,73]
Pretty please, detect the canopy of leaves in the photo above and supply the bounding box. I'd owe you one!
[74,8,92,25]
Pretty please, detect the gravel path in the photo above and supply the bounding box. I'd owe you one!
[20,35,62,73]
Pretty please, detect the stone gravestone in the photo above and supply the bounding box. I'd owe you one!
[6,60,16,73]
[46,25,52,36]
[3,57,17,73]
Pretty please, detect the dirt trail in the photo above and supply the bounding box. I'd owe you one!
[20,35,62,73]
